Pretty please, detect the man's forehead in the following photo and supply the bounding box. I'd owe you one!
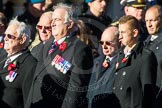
[53,9,66,17]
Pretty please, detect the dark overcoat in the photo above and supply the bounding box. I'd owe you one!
[87,54,120,108]
[0,49,37,108]
[113,42,157,108]
[144,33,162,108]
[25,36,93,108]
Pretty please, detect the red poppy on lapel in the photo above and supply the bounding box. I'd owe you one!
[0,42,3,48]
[102,61,109,68]
[6,60,18,82]
[102,57,110,68]
[8,61,17,71]
[122,56,128,63]
[59,41,67,51]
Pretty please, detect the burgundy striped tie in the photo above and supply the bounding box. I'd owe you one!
[48,41,58,55]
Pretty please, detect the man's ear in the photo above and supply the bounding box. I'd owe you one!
[67,20,74,29]
[88,2,92,7]
[133,29,139,38]
[20,35,27,44]
[124,6,129,15]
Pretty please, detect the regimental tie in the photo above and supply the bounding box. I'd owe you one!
[4,58,12,68]
[48,41,58,55]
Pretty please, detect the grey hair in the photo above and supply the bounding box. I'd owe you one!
[114,28,119,39]
[8,18,31,46]
[52,3,76,23]
[106,25,120,46]
[107,25,119,39]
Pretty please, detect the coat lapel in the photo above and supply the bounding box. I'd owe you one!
[116,42,143,71]
[145,33,162,49]
[95,56,106,80]
[0,66,8,74]
[149,33,162,50]
[43,37,54,59]
[97,55,117,81]
[116,48,131,71]
[34,36,75,78]
[0,49,31,75]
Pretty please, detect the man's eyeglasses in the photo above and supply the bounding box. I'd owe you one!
[36,25,51,31]
[99,41,115,46]
[2,34,17,39]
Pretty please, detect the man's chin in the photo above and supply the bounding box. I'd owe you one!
[103,52,109,56]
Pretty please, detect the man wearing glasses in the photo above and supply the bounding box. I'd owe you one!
[31,11,53,60]
[87,26,120,108]
[0,18,37,108]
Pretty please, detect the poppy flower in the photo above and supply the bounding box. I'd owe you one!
[59,41,67,51]
[8,64,16,71]
[102,61,109,68]
[102,57,110,68]
[0,42,3,48]
[122,57,128,63]
[8,61,17,71]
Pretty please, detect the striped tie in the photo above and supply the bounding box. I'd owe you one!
[48,41,58,55]
[4,58,11,68]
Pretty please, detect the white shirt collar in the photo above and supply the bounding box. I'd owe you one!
[150,30,162,41]
[54,36,68,45]
[4,53,22,68]
[150,35,158,41]
[106,55,116,62]
[8,53,22,62]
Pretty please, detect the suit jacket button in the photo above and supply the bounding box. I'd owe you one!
[156,47,159,49]
[120,86,123,90]
[115,72,118,75]
[122,71,126,76]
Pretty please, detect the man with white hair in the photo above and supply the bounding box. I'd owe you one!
[0,18,37,108]
[25,3,93,108]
